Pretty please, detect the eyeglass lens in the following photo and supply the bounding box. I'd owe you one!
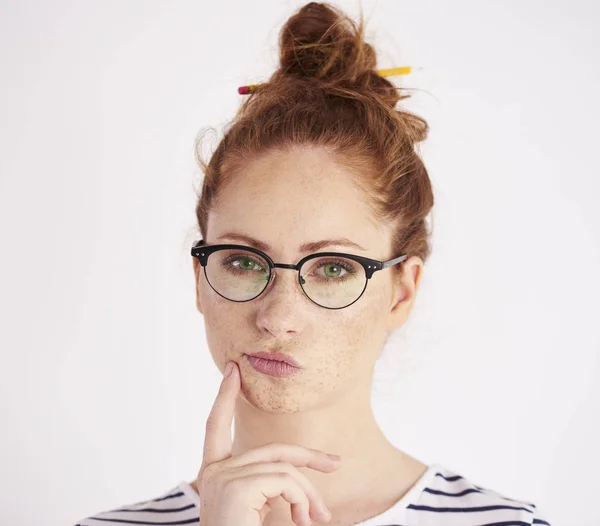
[204,247,367,309]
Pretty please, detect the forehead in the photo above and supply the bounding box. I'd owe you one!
[208,147,390,255]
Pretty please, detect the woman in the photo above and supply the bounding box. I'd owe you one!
[75,2,551,525]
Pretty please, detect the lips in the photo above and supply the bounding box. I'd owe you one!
[245,351,301,368]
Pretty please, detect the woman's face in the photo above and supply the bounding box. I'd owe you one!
[193,146,422,413]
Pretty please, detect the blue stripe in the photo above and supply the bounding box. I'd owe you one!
[87,518,198,525]
[109,504,195,514]
[408,503,533,513]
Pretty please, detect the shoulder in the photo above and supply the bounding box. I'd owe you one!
[72,481,199,525]
[408,464,552,526]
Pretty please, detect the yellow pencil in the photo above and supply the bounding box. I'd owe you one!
[238,66,420,94]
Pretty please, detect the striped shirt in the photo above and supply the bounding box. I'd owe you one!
[73,463,552,525]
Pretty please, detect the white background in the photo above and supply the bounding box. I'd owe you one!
[1,1,598,525]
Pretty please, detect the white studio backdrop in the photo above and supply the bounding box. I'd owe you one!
[0,1,598,525]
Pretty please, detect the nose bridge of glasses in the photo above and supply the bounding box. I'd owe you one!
[267,262,306,289]
[273,263,300,271]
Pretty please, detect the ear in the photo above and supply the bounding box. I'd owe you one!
[192,257,204,316]
[385,256,423,333]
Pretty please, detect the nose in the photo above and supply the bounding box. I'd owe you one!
[263,265,305,299]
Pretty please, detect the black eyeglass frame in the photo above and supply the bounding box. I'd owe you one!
[191,239,409,310]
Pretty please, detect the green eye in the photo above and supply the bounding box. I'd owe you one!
[323,263,343,278]
[238,257,255,270]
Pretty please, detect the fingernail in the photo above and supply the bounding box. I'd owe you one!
[224,362,233,378]
[327,453,341,460]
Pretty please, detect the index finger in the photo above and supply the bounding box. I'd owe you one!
[202,360,240,469]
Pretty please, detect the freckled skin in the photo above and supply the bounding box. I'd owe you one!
[191,145,427,522]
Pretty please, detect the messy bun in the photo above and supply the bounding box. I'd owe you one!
[194,1,434,267]
[275,2,405,112]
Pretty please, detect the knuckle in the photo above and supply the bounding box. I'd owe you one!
[277,471,294,483]
[200,462,220,481]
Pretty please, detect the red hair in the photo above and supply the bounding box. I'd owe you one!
[193,1,434,271]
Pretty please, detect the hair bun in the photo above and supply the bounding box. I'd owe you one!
[278,2,376,85]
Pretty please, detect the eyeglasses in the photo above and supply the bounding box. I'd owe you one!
[191,239,408,310]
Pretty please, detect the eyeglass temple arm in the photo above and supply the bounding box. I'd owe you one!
[381,254,409,269]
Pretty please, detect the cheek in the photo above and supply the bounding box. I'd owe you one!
[321,296,387,367]
[200,293,242,359]
[199,278,234,326]
[352,288,389,347]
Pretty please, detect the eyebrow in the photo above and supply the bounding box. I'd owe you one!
[215,232,367,254]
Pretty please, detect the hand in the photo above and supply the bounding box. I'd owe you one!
[195,360,342,526]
